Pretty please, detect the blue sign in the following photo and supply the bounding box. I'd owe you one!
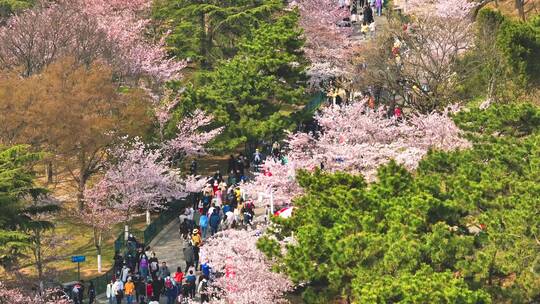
[71,255,86,263]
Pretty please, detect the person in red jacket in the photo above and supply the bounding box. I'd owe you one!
[146,280,154,301]
[173,267,184,286]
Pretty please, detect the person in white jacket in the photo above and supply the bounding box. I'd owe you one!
[197,276,210,303]
[112,278,124,304]
[106,279,115,304]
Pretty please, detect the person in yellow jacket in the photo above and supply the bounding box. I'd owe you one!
[191,229,202,247]
[124,277,135,304]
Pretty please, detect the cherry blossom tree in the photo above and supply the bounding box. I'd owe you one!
[78,195,124,273]
[0,282,70,304]
[291,0,356,89]
[200,229,292,304]
[85,139,186,228]
[81,0,185,81]
[162,109,223,159]
[247,103,470,206]
[242,159,303,209]
[0,0,185,81]
[183,175,209,193]
[364,0,478,112]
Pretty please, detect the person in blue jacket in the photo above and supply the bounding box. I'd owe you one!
[209,209,221,236]
[199,214,209,239]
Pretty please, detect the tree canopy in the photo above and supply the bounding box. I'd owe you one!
[170,11,307,150]
[0,145,44,268]
[259,103,540,303]
[152,0,283,68]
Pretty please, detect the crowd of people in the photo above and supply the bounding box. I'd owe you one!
[337,0,384,40]
[97,150,273,304]
[103,236,214,304]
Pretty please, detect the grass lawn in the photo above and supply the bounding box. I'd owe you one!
[1,152,236,285]
[2,214,149,284]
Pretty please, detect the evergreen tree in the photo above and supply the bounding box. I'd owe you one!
[152,0,282,68]
[259,103,540,303]
[0,145,41,268]
[176,11,307,151]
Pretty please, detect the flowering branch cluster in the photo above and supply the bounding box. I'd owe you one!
[291,0,356,88]
[200,229,292,304]
[247,103,470,206]
[162,109,223,158]
[0,0,185,80]
[0,282,70,304]
[84,139,187,220]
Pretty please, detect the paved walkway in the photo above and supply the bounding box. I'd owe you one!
[149,218,185,274]
[96,218,187,304]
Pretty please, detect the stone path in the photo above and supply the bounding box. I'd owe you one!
[96,218,187,304]
[149,218,186,274]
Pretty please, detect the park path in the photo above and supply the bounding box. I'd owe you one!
[96,217,187,304]
[148,217,186,274]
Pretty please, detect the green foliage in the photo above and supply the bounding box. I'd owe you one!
[0,145,55,269]
[0,0,34,19]
[497,17,540,87]
[262,104,540,303]
[176,12,307,150]
[461,9,540,101]
[453,103,540,137]
[152,0,282,67]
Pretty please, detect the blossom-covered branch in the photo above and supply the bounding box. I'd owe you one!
[291,0,356,88]
[162,109,223,158]
[247,103,470,206]
[200,229,292,304]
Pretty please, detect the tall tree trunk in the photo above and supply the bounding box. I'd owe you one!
[124,224,130,242]
[46,161,53,184]
[516,0,526,21]
[146,210,151,226]
[34,229,44,292]
[199,0,208,67]
[94,227,103,273]
[77,177,86,211]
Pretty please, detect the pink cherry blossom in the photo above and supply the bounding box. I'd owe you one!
[85,139,187,220]
[0,0,185,81]
[292,0,357,88]
[80,0,186,81]
[0,282,70,304]
[246,103,470,206]
[162,109,223,158]
[200,229,292,304]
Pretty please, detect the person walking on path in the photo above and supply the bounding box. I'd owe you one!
[146,279,154,302]
[139,254,149,279]
[106,279,115,304]
[164,276,178,304]
[149,253,159,279]
[197,276,210,303]
[112,278,124,304]
[363,4,374,24]
[159,261,171,280]
[125,277,135,304]
[88,281,96,304]
[209,209,221,236]
[186,270,197,299]
[375,0,383,16]
[174,266,184,286]
[135,276,146,303]
[183,245,195,272]
[201,261,211,280]
[199,214,209,239]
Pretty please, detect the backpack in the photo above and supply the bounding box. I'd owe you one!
[140,258,148,268]
[165,278,173,289]
[150,261,159,271]
[200,280,208,292]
